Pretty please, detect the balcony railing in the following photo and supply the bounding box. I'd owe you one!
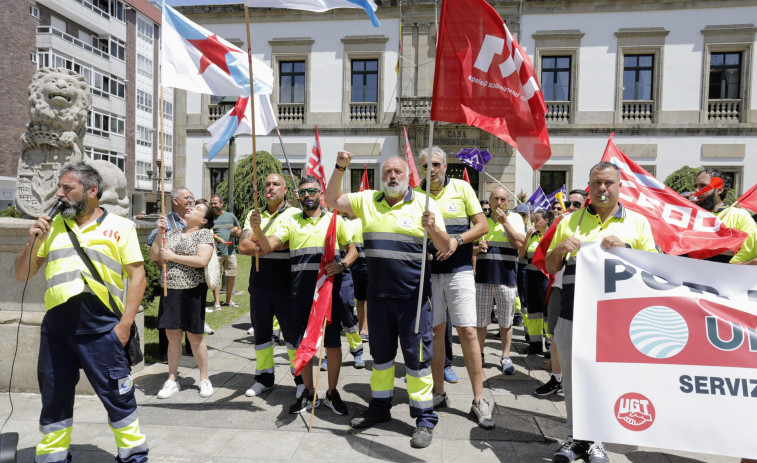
[350,102,378,123]
[707,99,742,122]
[37,26,110,61]
[68,0,110,19]
[546,101,571,123]
[621,100,655,123]
[208,104,225,123]
[278,103,305,123]
[399,97,432,118]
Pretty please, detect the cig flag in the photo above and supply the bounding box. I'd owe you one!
[246,0,379,27]
[204,94,278,161]
[431,0,551,170]
[162,4,273,96]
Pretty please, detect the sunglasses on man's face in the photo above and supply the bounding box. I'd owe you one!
[482,208,491,213]
[421,162,442,170]
[298,188,320,197]
[552,205,563,211]
[567,201,583,209]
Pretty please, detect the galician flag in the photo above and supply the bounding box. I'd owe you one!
[246,0,380,27]
[161,4,273,96]
[293,211,338,375]
[204,94,278,161]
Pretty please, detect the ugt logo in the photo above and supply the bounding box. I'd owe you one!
[614,392,655,431]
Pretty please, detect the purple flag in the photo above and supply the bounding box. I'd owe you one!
[525,186,550,210]
[454,148,492,172]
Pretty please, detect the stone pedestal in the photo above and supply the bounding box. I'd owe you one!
[0,217,146,394]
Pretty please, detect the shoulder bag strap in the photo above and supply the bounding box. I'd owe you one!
[262,205,287,234]
[64,221,123,320]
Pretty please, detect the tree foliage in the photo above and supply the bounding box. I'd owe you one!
[664,166,699,194]
[141,245,162,303]
[214,151,299,222]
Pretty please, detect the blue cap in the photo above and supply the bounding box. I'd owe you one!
[514,203,532,214]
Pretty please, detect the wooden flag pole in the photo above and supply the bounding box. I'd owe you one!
[308,316,329,432]
[244,4,260,272]
[160,86,167,297]
[414,121,435,333]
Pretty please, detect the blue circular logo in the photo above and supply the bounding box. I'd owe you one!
[629,306,688,359]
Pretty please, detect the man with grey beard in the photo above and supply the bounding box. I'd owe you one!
[326,153,450,449]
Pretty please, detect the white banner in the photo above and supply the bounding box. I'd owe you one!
[573,243,757,458]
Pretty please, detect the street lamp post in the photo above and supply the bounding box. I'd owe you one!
[218,97,237,215]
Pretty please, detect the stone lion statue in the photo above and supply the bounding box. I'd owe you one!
[16,67,130,218]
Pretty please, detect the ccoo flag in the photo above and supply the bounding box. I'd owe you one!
[246,0,379,27]
[431,0,551,170]
[402,126,421,188]
[359,165,370,191]
[162,4,273,96]
[204,94,278,161]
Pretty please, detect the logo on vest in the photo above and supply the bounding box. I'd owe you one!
[118,376,133,395]
[614,392,655,431]
[447,203,458,213]
[398,216,414,229]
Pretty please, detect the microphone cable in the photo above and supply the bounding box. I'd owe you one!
[1,200,62,433]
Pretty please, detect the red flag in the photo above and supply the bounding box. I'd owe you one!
[462,167,470,184]
[359,165,370,192]
[736,183,757,213]
[532,216,561,277]
[307,125,327,203]
[430,0,551,170]
[600,133,746,258]
[293,211,338,376]
[403,126,421,188]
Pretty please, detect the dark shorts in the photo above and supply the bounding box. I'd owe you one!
[158,284,207,334]
[352,268,369,301]
[286,295,344,349]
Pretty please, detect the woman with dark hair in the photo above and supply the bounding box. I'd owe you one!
[518,209,555,356]
[150,203,216,399]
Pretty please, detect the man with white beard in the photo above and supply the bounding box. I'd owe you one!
[325,153,450,449]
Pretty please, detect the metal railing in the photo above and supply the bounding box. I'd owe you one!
[546,101,571,123]
[621,100,655,123]
[707,99,742,122]
[350,102,378,122]
[278,103,305,123]
[67,0,110,19]
[37,26,110,61]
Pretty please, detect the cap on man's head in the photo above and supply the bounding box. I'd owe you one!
[514,204,532,214]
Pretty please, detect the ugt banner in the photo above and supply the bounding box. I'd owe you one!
[572,243,757,458]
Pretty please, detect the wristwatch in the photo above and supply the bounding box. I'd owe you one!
[340,261,348,270]
[453,234,464,246]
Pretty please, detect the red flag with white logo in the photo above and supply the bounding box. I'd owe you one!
[359,165,370,191]
[293,211,337,376]
[307,125,327,204]
[403,126,421,188]
[600,133,746,258]
[430,0,551,170]
[462,167,470,184]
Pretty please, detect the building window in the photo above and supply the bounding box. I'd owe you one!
[539,170,567,198]
[110,37,125,61]
[110,0,125,22]
[623,54,654,100]
[446,164,479,191]
[137,17,154,43]
[349,167,376,192]
[87,110,124,137]
[136,160,150,182]
[541,56,571,101]
[137,54,153,79]
[87,147,125,172]
[137,90,153,113]
[351,59,378,103]
[210,168,228,196]
[160,133,173,153]
[282,166,302,181]
[30,5,40,18]
[709,52,741,100]
[163,101,173,120]
[137,125,153,147]
[279,61,305,104]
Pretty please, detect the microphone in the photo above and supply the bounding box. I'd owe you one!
[47,200,64,220]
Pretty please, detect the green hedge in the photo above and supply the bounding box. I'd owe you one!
[141,245,162,303]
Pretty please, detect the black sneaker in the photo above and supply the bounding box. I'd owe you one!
[523,342,544,355]
[350,410,391,429]
[410,426,433,448]
[324,389,349,415]
[288,389,320,414]
[534,375,562,397]
[553,438,588,463]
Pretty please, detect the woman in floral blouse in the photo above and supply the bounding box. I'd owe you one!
[150,203,215,399]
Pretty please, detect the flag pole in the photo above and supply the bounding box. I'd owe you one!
[159,0,167,296]
[308,316,328,432]
[480,169,521,203]
[415,120,435,333]
[244,4,260,272]
[275,127,299,200]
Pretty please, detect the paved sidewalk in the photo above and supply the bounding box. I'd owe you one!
[1,317,738,462]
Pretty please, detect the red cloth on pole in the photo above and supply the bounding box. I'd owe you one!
[403,126,421,188]
[307,125,327,204]
[462,167,470,184]
[737,183,757,213]
[430,0,551,170]
[292,211,337,376]
[359,165,370,192]
[600,133,746,258]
